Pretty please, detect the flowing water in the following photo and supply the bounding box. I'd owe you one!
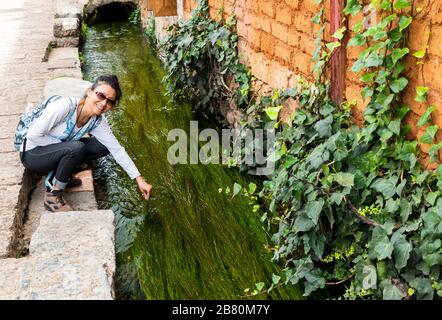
[81,21,302,300]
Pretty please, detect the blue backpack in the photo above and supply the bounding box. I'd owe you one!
[14,95,65,152]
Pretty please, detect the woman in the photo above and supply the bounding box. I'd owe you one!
[20,74,152,212]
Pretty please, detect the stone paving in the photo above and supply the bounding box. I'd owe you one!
[0,0,115,299]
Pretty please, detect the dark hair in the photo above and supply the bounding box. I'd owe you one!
[90,74,122,105]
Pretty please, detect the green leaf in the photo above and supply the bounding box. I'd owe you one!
[305,199,324,224]
[369,227,393,260]
[294,214,315,232]
[248,182,257,194]
[233,182,241,197]
[314,115,333,137]
[361,87,374,100]
[326,41,341,52]
[343,0,362,15]
[332,27,346,40]
[415,86,429,103]
[429,142,442,162]
[416,105,435,126]
[425,191,439,206]
[394,0,411,9]
[390,77,409,93]
[255,282,265,291]
[272,274,281,285]
[398,16,412,31]
[388,119,401,135]
[371,177,398,199]
[348,34,365,47]
[391,48,409,65]
[382,280,405,300]
[400,199,412,223]
[419,125,438,144]
[413,50,426,59]
[392,233,412,271]
[264,106,282,121]
[334,172,355,188]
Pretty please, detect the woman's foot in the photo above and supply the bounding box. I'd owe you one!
[44,189,73,212]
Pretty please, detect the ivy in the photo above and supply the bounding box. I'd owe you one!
[161,0,442,300]
[160,0,251,121]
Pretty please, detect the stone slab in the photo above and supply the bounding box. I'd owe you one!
[0,258,26,299]
[55,36,80,48]
[0,115,20,139]
[1,210,115,300]
[44,77,92,98]
[46,48,80,70]
[0,138,15,153]
[53,17,80,38]
[0,153,25,185]
[23,177,98,249]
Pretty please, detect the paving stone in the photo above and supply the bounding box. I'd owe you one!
[0,138,16,153]
[0,258,25,299]
[44,76,92,98]
[0,115,20,139]
[53,17,80,38]
[46,47,80,70]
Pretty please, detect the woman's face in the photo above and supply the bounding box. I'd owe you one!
[87,83,117,115]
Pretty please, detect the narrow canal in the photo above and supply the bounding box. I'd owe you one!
[81,20,301,300]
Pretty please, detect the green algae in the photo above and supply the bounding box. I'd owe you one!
[82,21,302,300]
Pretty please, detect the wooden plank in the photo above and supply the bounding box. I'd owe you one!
[330,0,346,106]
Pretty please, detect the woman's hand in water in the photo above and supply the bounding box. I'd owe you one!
[135,176,152,200]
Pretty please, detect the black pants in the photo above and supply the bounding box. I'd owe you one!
[21,137,109,190]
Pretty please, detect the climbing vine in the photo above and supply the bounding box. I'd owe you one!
[160,0,251,121]
[161,0,442,299]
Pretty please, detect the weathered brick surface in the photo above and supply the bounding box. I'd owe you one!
[182,0,442,159]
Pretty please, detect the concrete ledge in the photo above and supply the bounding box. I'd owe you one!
[0,210,115,300]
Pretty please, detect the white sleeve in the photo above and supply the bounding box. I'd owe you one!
[26,97,72,146]
[90,117,141,180]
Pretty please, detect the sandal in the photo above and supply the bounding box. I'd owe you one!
[44,190,73,212]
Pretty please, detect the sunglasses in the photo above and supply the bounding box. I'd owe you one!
[95,91,116,107]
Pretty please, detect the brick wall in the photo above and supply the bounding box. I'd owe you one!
[183,0,325,92]
[182,0,442,160]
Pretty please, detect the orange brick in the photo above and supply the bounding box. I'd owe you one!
[276,3,292,25]
[236,20,248,38]
[260,15,272,33]
[272,21,288,43]
[258,0,276,18]
[268,61,292,89]
[261,32,276,56]
[248,26,261,50]
[285,0,300,10]
[298,33,315,54]
[408,21,430,52]
[291,51,313,75]
[302,0,320,15]
[293,13,313,34]
[246,12,261,29]
[246,0,260,12]
[250,51,270,84]
[428,25,442,57]
[275,40,292,64]
[287,29,300,47]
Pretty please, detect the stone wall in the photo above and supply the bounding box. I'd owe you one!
[182,0,442,161]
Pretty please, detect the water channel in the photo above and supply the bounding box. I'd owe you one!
[81,20,302,300]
